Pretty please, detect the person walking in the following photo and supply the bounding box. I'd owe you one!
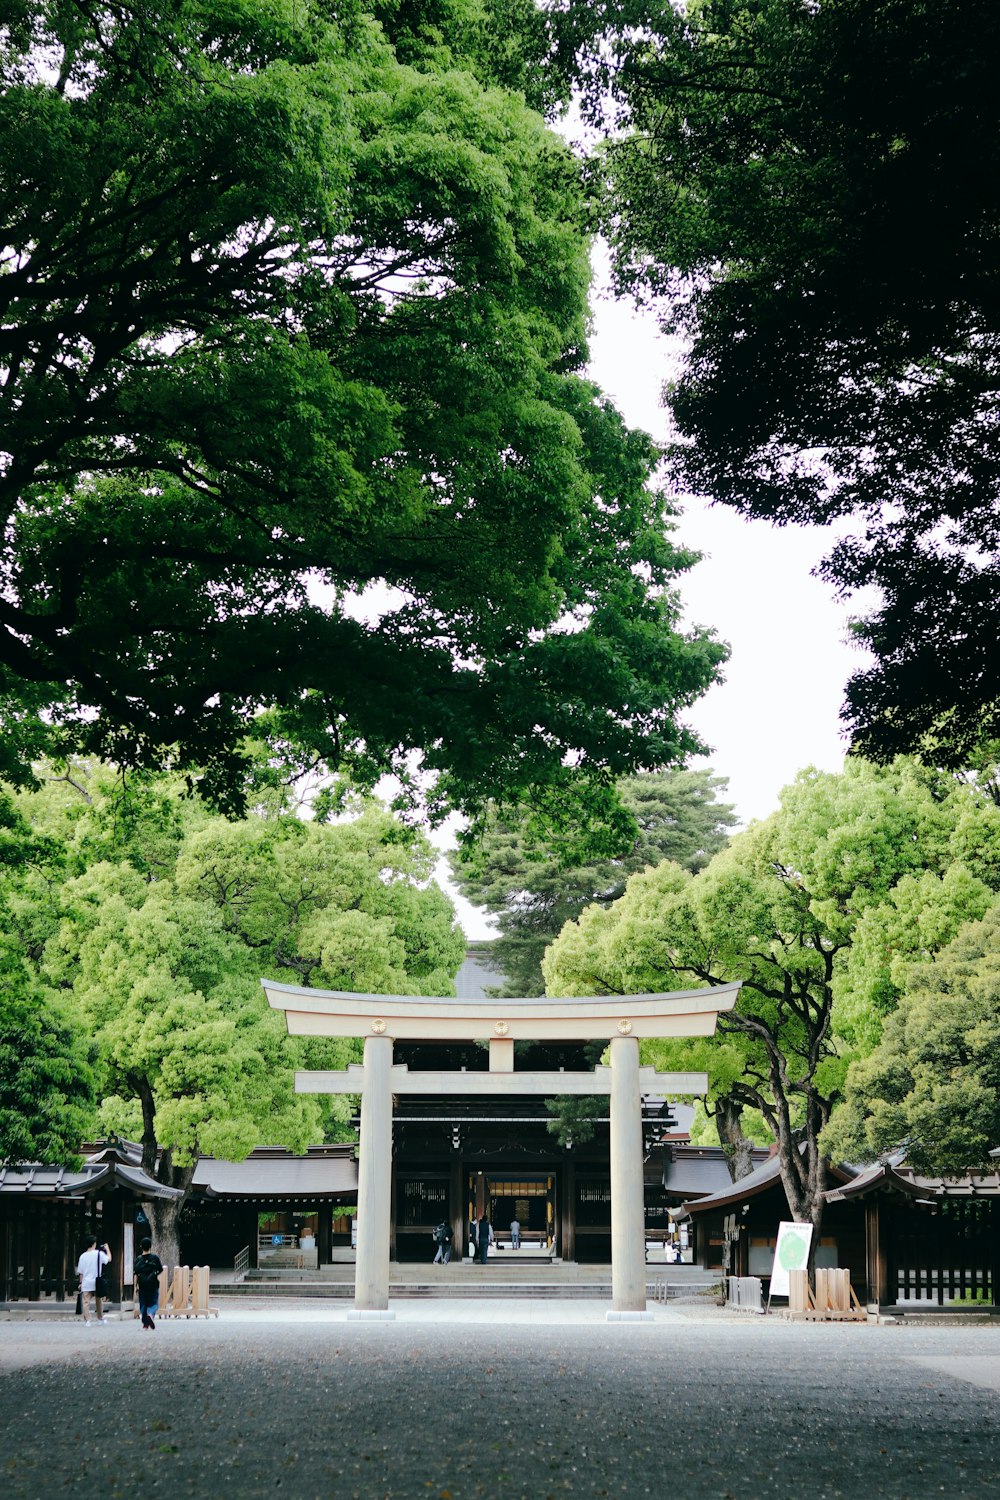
[76,1235,111,1325]
[510,1217,521,1250]
[432,1219,453,1264]
[133,1235,164,1329]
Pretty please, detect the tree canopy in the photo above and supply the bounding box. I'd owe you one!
[450,768,734,995]
[569,0,1000,767]
[0,0,725,836]
[2,760,464,1253]
[0,789,96,1165]
[543,759,1000,1224]
[825,906,1000,1175]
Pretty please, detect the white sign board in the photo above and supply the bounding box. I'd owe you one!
[769,1221,813,1297]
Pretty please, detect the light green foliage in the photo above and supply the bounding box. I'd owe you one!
[0,927,95,1167]
[174,808,464,994]
[824,907,1000,1174]
[0,790,96,1163]
[0,0,724,843]
[42,862,321,1165]
[544,758,1000,1218]
[839,866,995,1049]
[7,762,463,1213]
[450,770,734,995]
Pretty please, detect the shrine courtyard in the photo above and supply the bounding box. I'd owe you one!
[2,1297,997,1497]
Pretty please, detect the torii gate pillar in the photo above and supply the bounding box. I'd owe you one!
[609,1035,647,1317]
[351,1034,394,1319]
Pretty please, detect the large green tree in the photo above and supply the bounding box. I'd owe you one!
[568,0,1000,768]
[0,790,96,1164]
[543,760,1000,1232]
[450,768,734,995]
[825,906,1000,1174]
[10,762,465,1258]
[0,0,724,836]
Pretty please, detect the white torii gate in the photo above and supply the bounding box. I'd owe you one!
[262,980,741,1321]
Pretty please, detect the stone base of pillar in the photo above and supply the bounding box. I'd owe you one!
[347,1308,396,1321]
[606,1310,654,1322]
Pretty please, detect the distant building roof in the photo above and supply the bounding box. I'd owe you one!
[192,1145,358,1202]
[454,948,506,999]
[672,1150,852,1219]
[662,1143,770,1200]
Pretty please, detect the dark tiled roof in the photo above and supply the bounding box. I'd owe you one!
[192,1145,358,1201]
[0,1159,182,1200]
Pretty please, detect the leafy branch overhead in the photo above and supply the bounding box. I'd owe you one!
[0,0,725,837]
[566,0,1000,767]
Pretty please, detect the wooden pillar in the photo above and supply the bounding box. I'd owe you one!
[449,1154,463,1257]
[105,1192,125,1304]
[317,1204,333,1265]
[351,1034,394,1318]
[608,1035,650,1318]
[561,1155,576,1263]
[865,1195,888,1307]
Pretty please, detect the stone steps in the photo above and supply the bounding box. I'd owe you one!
[213,1264,717,1300]
[214,1280,618,1300]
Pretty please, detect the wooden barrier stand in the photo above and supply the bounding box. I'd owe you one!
[132,1265,219,1319]
[788,1267,865,1321]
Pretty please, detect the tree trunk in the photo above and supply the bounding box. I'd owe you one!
[714,1094,757,1182]
[141,1159,196,1269]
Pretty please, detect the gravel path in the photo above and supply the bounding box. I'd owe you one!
[2,1299,997,1498]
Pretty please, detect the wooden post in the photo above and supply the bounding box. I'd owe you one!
[317,1204,332,1265]
[449,1154,462,1257]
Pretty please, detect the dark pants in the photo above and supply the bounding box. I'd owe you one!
[138,1288,159,1327]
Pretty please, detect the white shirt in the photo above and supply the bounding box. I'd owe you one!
[76,1247,109,1292]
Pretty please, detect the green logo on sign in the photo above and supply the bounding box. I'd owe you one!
[778,1231,808,1270]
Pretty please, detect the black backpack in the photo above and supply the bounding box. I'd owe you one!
[135,1253,163,1291]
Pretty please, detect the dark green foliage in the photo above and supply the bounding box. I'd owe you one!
[0,0,724,838]
[450,769,735,995]
[571,0,1000,767]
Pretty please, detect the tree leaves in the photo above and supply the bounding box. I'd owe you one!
[0,0,724,833]
[576,0,1000,765]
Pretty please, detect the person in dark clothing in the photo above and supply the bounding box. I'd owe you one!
[432,1219,453,1264]
[478,1213,491,1264]
[133,1236,164,1329]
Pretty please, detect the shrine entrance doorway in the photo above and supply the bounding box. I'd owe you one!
[471,1171,555,1254]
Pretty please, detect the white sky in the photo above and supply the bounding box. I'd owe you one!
[441,255,870,940]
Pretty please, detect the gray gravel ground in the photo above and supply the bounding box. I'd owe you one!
[1,1297,998,1499]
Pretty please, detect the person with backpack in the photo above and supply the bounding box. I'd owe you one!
[133,1236,164,1329]
[432,1219,453,1264]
